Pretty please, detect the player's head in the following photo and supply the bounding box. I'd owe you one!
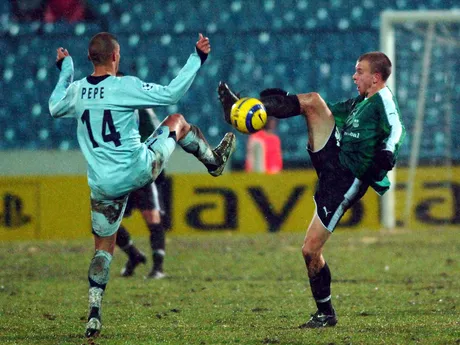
[88,32,120,72]
[353,52,392,97]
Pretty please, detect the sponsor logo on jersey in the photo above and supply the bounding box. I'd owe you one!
[346,111,357,126]
[344,131,360,139]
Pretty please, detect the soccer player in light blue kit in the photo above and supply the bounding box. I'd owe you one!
[49,32,236,338]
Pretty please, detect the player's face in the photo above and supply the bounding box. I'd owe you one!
[353,60,374,97]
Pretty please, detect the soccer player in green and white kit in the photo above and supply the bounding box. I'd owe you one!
[49,32,236,338]
[218,51,405,328]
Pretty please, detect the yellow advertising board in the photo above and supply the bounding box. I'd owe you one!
[0,176,90,241]
[0,167,458,241]
[0,180,40,240]
[394,167,459,228]
[170,171,379,235]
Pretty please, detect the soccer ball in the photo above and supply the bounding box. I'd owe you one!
[230,97,267,134]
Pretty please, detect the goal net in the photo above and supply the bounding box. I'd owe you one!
[380,10,460,229]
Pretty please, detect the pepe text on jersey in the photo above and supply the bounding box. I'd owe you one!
[81,87,105,99]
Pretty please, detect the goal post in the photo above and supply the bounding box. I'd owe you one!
[379,10,460,229]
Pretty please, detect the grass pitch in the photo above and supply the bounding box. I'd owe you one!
[0,228,459,345]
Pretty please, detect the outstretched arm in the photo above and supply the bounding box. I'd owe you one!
[118,34,210,108]
[49,47,77,118]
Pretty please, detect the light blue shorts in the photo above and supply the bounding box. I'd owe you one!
[90,126,176,237]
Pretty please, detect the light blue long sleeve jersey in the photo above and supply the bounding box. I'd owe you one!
[49,52,202,200]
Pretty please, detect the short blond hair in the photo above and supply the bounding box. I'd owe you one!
[88,32,118,65]
[358,51,392,82]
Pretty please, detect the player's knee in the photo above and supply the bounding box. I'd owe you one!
[301,240,321,265]
[165,113,191,139]
[167,113,186,125]
[300,92,322,102]
[301,243,313,263]
[298,92,325,114]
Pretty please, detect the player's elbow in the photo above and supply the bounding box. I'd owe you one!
[49,102,68,118]
[49,103,60,118]
[162,86,184,104]
[169,93,182,104]
[49,105,59,118]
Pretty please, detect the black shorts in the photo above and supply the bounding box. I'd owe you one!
[308,127,369,232]
[124,181,161,217]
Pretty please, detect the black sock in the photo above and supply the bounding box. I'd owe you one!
[88,307,100,320]
[116,225,142,260]
[261,94,301,119]
[309,262,334,315]
[149,223,165,272]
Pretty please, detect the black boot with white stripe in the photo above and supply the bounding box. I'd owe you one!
[299,309,338,328]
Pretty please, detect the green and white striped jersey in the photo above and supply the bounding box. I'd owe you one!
[328,86,406,195]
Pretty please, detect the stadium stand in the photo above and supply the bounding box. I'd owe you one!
[0,0,458,167]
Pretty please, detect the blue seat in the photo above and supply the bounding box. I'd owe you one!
[0,0,458,163]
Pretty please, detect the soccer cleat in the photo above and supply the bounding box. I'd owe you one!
[217,81,240,124]
[120,252,147,277]
[85,316,102,338]
[208,132,236,177]
[298,310,338,329]
[146,270,166,280]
